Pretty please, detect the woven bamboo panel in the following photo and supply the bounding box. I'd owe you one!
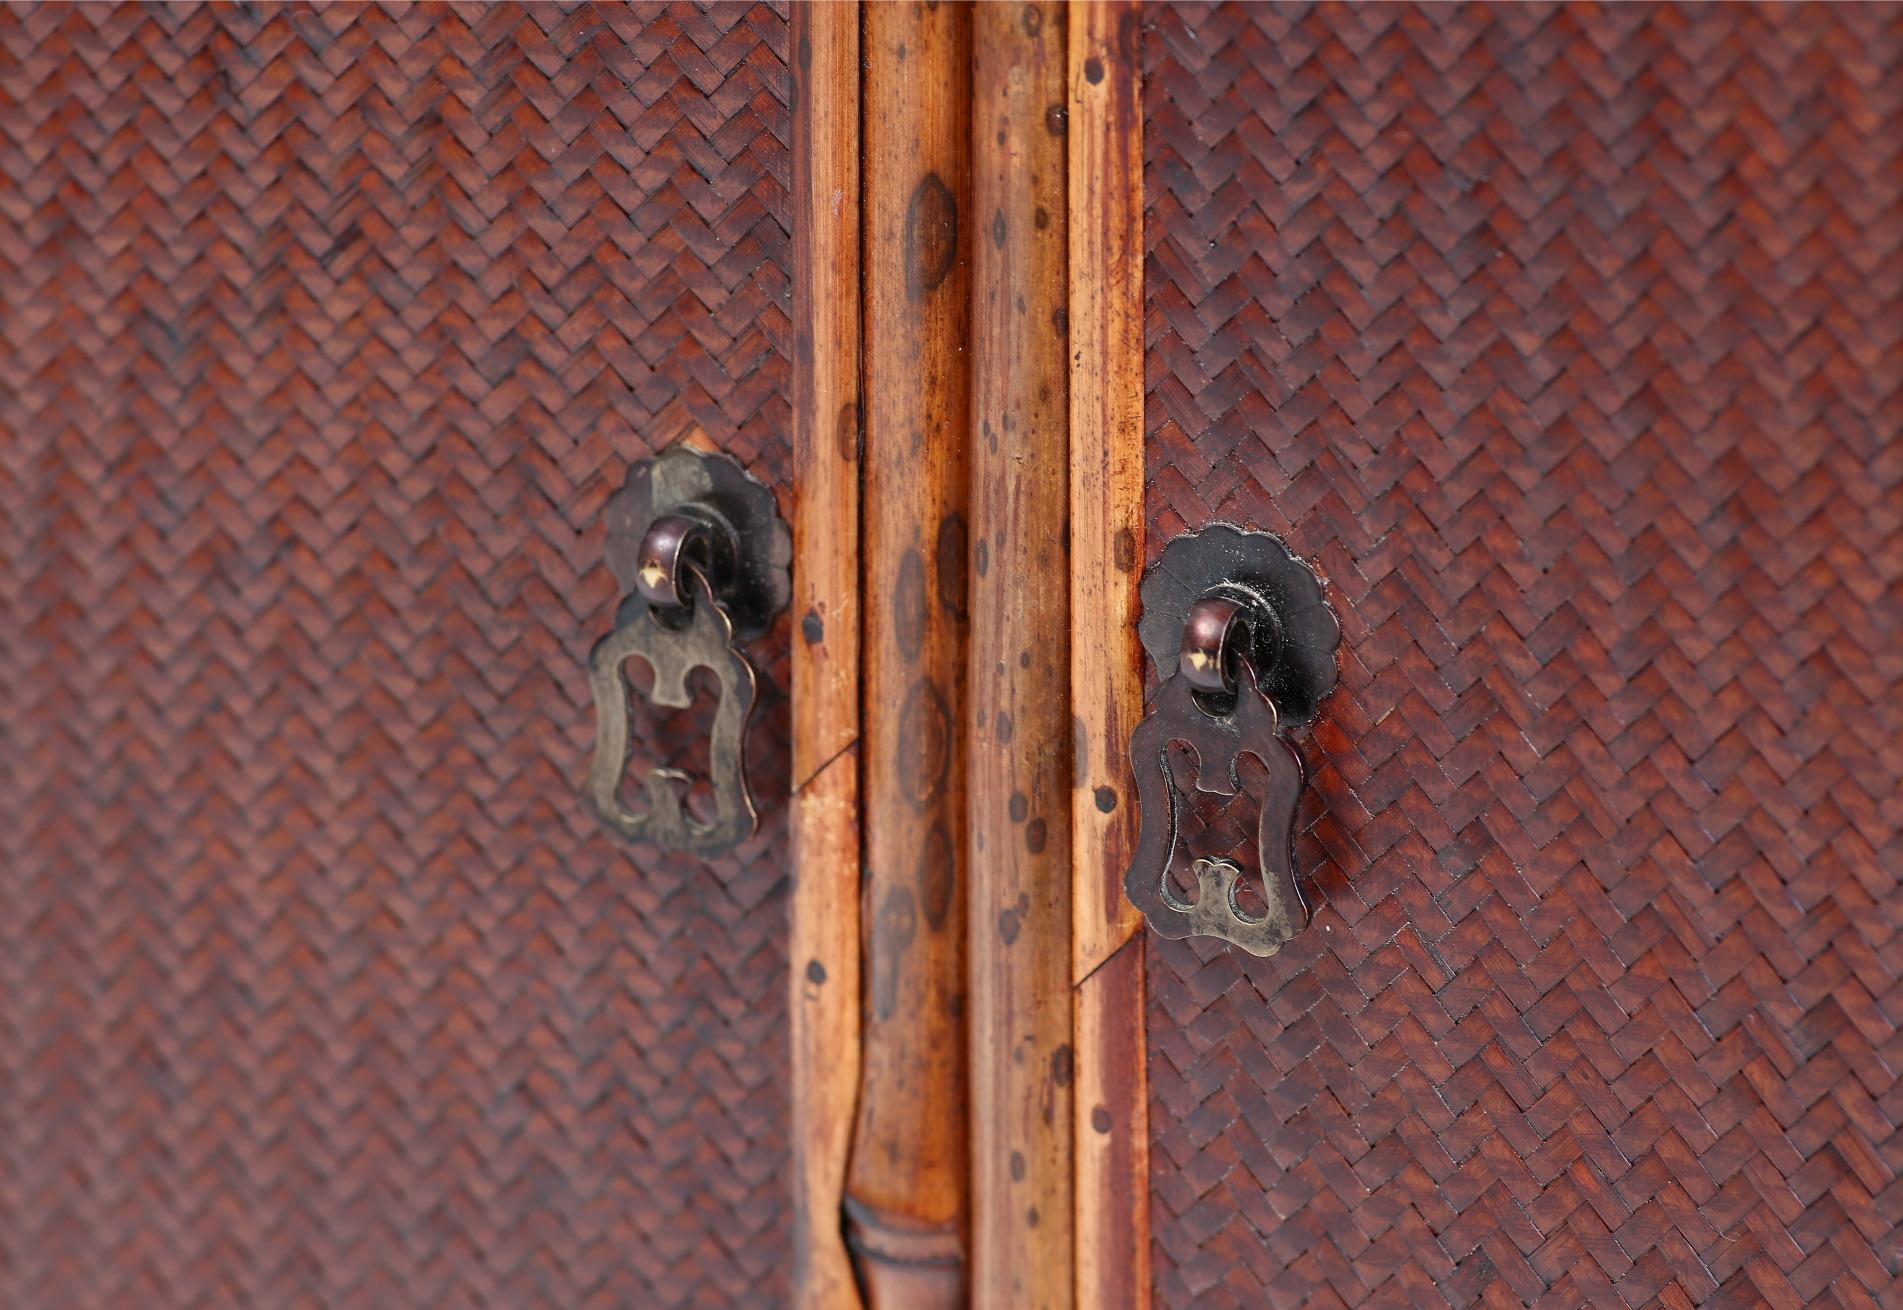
[1143,4,1900,1306]
[0,4,791,1307]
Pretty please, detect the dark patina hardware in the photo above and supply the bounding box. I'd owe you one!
[585,443,790,855]
[1125,526,1340,957]
[631,512,729,611]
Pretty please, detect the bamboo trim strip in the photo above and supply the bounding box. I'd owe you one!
[1074,936,1150,1309]
[789,6,865,1308]
[1068,2,1150,1305]
[968,3,1076,1305]
[845,6,974,1305]
[1067,0,1146,983]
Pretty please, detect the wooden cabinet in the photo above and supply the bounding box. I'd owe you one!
[3,5,1896,1308]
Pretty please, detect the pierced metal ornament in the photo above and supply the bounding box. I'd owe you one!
[585,443,788,856]
[587,568,758,853]
[1124,526,1340,958]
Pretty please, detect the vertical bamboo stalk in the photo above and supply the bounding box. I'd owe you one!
[845,5,972,1306]
[1073,939,1147,1308]
[1067,1,1144,983]
[1068,2,1149,1306]
[790,7,864,1309]
[968,4,1075,1307]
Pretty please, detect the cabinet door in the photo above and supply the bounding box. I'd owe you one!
[8,6,1896,1310]
[0,6,798,1307]
[1139,5,1900,1307]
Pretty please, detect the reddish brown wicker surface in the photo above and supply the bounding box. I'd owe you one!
[1144,3,1901,1306]
[0,4,791,1307]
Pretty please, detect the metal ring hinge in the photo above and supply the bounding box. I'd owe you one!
[635,513,720,612]
[1179,595,1249,697]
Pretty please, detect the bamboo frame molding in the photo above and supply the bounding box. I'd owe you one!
[1068,2,1149,1306]
[788,4,1145,1305]
[846,5,974,1305]
[969,3,1075,1305]
[789,6,864,1309]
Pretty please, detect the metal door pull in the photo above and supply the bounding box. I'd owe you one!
[1124,526,1340,957]
[585,444,789,855]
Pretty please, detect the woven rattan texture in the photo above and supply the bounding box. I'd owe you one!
[0,4,790,1307]
[1144,4,1901,1307]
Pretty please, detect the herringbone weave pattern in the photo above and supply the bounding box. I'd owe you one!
[0,4,791,1307]
[1145,4,1901,1307]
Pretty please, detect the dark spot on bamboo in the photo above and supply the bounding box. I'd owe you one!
[1010,1150,1026,1181]
[996,711,1014,744]
[797,35,811,71]
[1022,5,1042,37]
[870,887,917,1021]
[1052,1044,1074,1087]
[898,678,951,810]
[1084,56,1104,83]
[806,958,826,985]
[904,172,957,300]
[1025,817,1047,854]
[1113,525,1137,572]
[1018,649,1030,668]
[917,820,955,931]
[836,401,860,463]
[1091,1106,1113,1133]
[1026,1207,1040,1227]
[1052,307,1068,337]
[1009,792,1028,823]
[894,548,926,662]
[1073,715,1088,786]
[937,512,967,619]
[1034,206,1050,231]
[975,538,989,577]
[1094,785,1117,813]
[801,608,824,645]
[991,209,1006,248]
[1045,104,1067,135]
[998,907,1020,944]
